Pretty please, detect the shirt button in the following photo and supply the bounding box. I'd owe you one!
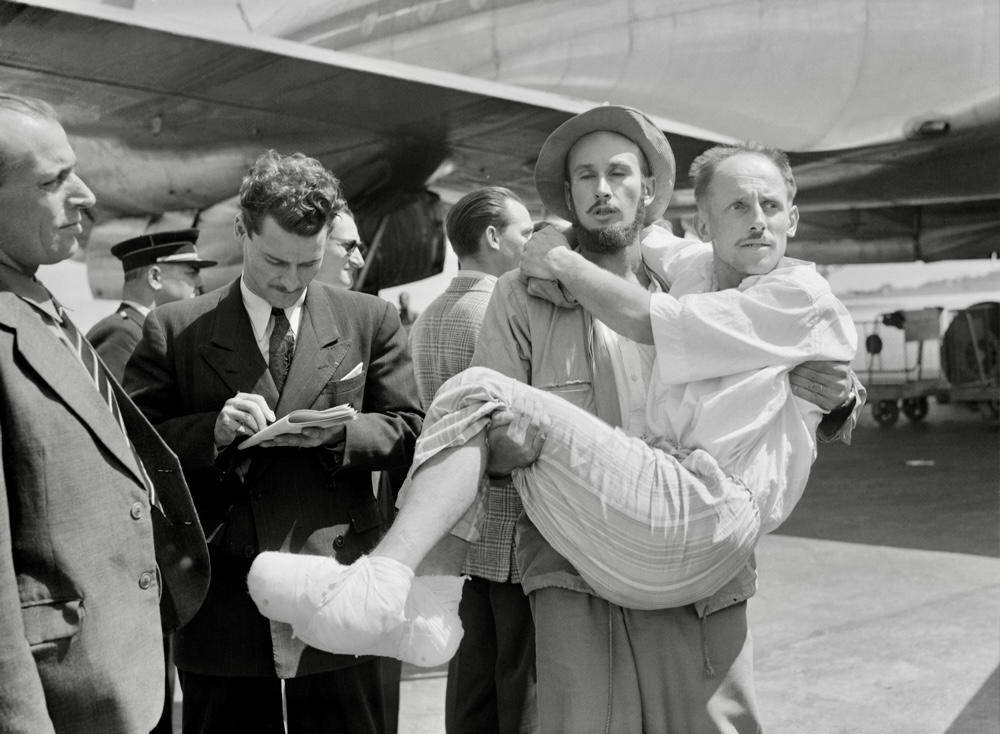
[130,502,143,520]
[138,572,153,590]
[333,535,346,550]
[244,545,257,559]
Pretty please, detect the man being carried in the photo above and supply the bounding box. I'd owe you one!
[247,109,858,693]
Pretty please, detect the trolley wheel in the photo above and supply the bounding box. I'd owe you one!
[873,399,900,427]
[902,396,929,422]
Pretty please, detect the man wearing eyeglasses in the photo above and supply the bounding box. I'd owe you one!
[317,207,366,289]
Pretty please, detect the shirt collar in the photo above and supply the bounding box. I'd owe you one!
[453,269,497,284]
[455,269,497,283]
[0,261,63,322]
[239,275,306,342]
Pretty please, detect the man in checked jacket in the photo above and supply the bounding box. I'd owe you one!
[407,187,538,734]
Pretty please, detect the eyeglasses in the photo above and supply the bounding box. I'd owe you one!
[339,239,365,255]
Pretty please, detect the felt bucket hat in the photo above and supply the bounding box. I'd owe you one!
[534,105,676,225]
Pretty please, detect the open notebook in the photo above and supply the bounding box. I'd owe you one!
[239,404,357,449]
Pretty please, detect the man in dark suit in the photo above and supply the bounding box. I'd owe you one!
[125,150,423,734]
[87,229,216,382]
[0,94,209,733]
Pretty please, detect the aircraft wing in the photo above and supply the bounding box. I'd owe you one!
[1,0,997,298]
[0,0,726,293]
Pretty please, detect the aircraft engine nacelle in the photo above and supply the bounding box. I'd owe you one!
[352,189,447,294]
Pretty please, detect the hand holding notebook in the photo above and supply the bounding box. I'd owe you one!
[239,404,357,449]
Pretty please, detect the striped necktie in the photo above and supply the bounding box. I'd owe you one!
[58,308,161,513]
[269,307,295,394]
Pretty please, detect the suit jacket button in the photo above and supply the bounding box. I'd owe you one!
[244,545,257,559]
[326,480,337,492]
[139,572,153,590]
[130,502,143,520]
[250,489,263,501]
[333,535,346,550]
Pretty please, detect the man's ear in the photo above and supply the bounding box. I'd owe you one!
[641,175,657,206]
[563,181,574,216]
[695,211,712,242]
[787,205,799,238]
[484,224,500,251]
[234,213,249,244]
[147,265,162,291]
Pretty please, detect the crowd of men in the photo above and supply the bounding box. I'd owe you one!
[0,91,859,734]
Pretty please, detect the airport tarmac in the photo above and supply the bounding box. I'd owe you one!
[395,401,999,734]
[167,399,998,733]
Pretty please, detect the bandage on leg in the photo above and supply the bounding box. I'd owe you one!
[247,552,413,655]
[248,552,465,666]
[300,574,466,667]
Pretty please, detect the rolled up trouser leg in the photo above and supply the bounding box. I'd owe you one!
[418,367,762,610]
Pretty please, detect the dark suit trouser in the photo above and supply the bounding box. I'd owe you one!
[179,661,393,734]
[445,576,537,734]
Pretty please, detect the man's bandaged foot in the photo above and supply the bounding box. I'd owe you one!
[247,552,465,666]
[247,552,412,655]
[320,574,466,667]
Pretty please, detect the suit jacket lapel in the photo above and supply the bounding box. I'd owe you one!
[6,299,144,484]
[199,280,279,409]
[275,285,351,417]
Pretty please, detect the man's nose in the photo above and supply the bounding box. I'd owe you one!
[748,202,766,229]
[278,268,300,290]
[349,248,365,268]
[69,173,97,209]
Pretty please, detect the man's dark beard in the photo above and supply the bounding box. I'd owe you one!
[574,197,646,254]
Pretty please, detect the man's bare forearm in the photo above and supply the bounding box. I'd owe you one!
[544,247,654,344]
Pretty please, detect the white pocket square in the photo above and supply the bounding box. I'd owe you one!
[341,362,363,380]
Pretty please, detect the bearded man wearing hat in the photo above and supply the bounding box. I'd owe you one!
[244,106,860,732]
[87,229,216,382]
[466,107,772,732]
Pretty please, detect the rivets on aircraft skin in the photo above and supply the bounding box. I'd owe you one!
[417,2,438,24]
[361,11,378,37]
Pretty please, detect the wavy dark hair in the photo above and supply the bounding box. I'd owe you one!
[239,150,345,237]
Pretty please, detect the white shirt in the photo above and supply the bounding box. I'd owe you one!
[642,235,857,533]
[594,319,655,439]
[240,276,306,360]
